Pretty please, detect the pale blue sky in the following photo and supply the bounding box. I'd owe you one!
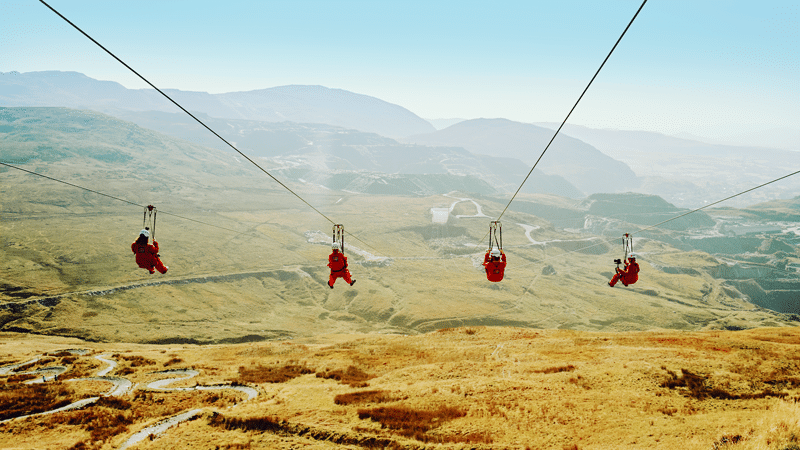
[2,0,798,139]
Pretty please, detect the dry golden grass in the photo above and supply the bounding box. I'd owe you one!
[0,382,75,421]
[1,327,800,449]
[316,365,374,387]
[3,181,797,347]
[235,363,314,384]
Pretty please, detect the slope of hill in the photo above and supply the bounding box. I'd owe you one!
[0,71,435,138]
[108,109,585,198]
[1,107,798,345]
[404,118,640,195]
[2,327,800,450]
[216,85,435,138]
[538,123,800,208]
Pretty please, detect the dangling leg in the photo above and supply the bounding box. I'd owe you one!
[328,273,336,289]
[344,270,355,286]
[154,257,168,274]
[609,272,621,287]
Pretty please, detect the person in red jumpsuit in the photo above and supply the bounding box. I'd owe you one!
[483,248,507,282]
[609,253,639,287]
[131,229,168,274]
[328,242,355,288]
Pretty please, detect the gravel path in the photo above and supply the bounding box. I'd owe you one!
[118,369,258,449]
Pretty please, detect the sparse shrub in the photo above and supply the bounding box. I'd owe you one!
[316,365,373,387]
[0,383,75,421]
[464,328,477,335]
[58,408,133,443]
[660,368,787,400]
[656,405,678,416]
[356,405,467,442]
[163,357,183,367]
[236,364,313,384]
[334,390,398,405]
[121,355,156,366]
[209,412,286,433]
[209,412,401,447]
[568,374,591,389]
[711,434,743,449]
[95,396,132,410]
[6,373,38,383]
[12,358,53,372]
[534,365,576,374]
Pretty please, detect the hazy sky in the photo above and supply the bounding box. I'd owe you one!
[2,0,798,140]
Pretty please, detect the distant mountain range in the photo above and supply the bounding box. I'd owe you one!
[0,71,435,139]
[536,123,800,207]
[0,107,583,198]
[404,118,640,195]
[99,109,586,198]
[4,70,799,207]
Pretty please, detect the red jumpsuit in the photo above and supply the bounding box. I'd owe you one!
[609,259,639,287]
[328,250,352,287]
[483,251,507,282]
[131,240,168,274]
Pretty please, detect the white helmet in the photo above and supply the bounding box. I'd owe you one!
[139,229,150,238]
[628,253,636,259]
[331,242,341,251]
[490,249,502,258]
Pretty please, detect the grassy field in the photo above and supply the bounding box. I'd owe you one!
[2,107,800,449]
[2,165,797,344]
[3,108,797,343]
[1,327,799,449]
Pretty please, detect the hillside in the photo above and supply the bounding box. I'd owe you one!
[404,118,640,196]
[2,107,798,345]
[1,327,800,449]
[103,109,584,198]
[537,123,800,208]
[0,71,435,138]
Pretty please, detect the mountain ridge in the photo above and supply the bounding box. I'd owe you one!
[0,71,435,139]
[404,118,640,195]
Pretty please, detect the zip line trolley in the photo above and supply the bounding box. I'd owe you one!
[488,221,502,253]
[615,233,633,268]
[332,224,345,254]
[143,205,157,241]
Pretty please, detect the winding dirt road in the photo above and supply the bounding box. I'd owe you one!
[0,351,259,449]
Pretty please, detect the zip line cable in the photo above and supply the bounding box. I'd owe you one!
[1,161,408,261]
[38,0,379,255]
[30,0,795,267]
[509,167,800,273]
[493,0,648,226]
[631,169,800,235]
[497,0,647,221]
[1,161,263,240]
